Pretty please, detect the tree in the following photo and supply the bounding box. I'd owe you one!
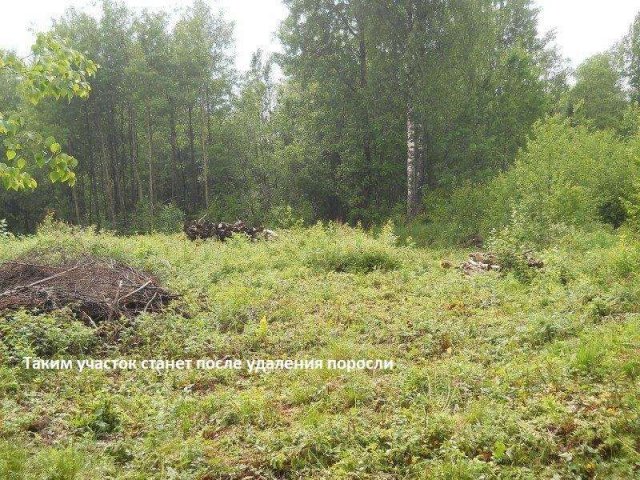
[0,0,572,233]
[279,0,551,222]
[173,0,234,211]
[624,12,640,102]
[0,33,97,190]
[568,54,627,131]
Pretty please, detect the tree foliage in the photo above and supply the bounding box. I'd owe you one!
[567,54,627,131]
[2,0,640,239]
[0,33,97,190]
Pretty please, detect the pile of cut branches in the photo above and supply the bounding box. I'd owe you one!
[184,219,275,242]
[0,257,175,323]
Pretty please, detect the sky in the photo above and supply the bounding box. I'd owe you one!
[0,0,638,72]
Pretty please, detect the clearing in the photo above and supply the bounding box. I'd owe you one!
[0,223,639,479]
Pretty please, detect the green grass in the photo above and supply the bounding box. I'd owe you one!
[1,223,639,479]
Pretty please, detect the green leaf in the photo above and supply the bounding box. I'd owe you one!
[15,158,26,169]
[493,441,507,461]
[50,142,61,154]
[6,150,16,160]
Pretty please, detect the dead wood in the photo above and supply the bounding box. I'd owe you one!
[459,251,544,276]
[184,219,276,242]
[0,257,175,323]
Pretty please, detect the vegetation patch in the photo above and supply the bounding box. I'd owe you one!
[0,226,639,478]
[310,247,400,274]
[305,224,401,274]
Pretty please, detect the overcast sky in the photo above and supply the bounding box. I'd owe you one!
[0,0,638,72]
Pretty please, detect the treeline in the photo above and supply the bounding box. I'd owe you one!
[2,0,237,232]
[2,0,640,236]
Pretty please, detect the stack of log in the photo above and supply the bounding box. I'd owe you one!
[460,252,502,275]
[524,252,545,269]
[459,251,544,276]
[184,219,276,242]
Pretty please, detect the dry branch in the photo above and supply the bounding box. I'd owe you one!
[0,257,176,323]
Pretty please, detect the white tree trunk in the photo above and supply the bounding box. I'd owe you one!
[200,98,210,209]
[406,103,417,217]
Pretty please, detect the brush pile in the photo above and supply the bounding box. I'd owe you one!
[0,257,175,323]
[184,219,276,242]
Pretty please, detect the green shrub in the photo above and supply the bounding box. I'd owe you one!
[0,441,27,480]
[0,310,96,364]
[499,119,635,237]
[422,181,498,245]
[311,246,399,274]
[80,399,121,439]
[268,204,306,228]
[39,447,85,480]
[306,223,400,274]
[0,218,11,238]
[423,117,639,245]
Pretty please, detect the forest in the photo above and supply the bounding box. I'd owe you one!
[2,0,640,479]
[1,0,636,239]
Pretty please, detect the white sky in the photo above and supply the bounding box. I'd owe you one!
[536,0,639,65]
[0,0,638,71]
[0,0,288,71]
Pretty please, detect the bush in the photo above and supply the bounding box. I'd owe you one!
[267,204,306,229]
[498,119,635,237]
[81,399,121,439]
[316,248,399,274]
[0,441,26,480]
[421,182,492,245]
[305,222,400,274]
[0,310,96,365]
[486,209,539,282]
[39,447,85,480]
[423,117,639,245]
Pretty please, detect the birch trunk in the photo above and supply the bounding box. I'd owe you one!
[146,109,154,220]
[406,104,418,217]
[405,1,418,218]
[200,98,210,209]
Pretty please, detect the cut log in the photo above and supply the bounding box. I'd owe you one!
[184,219,275,242]
[458,251,543,276]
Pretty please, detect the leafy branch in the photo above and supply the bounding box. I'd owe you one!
[0,33,98,190]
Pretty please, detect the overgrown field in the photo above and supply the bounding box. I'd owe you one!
[1,223,640,479]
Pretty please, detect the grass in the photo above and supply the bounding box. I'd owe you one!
[1,222,639,479]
